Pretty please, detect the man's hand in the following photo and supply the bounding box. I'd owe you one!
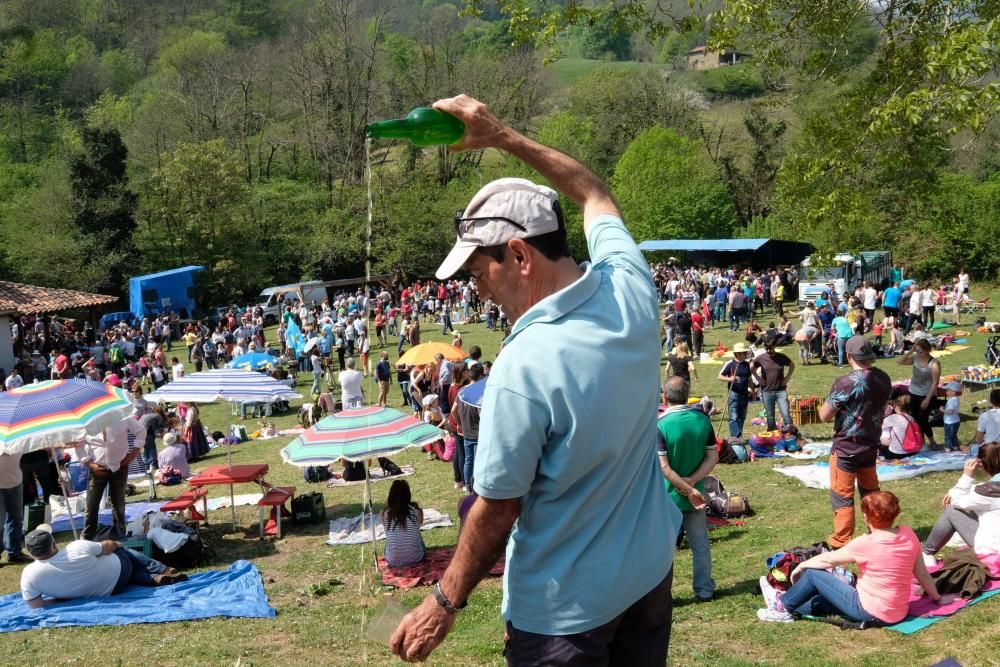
[688,489,707,511]
[88,462,110,478]
[432,95,507,152]
[390,594,457,663]
[100,540,120,555]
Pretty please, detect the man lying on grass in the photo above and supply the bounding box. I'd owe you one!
[20,524,186,609]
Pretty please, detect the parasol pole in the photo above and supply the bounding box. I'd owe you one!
[50,447,79,541]
[364,458,379,571]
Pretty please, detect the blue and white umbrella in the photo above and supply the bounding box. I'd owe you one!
[146,369,301,404]
[457,378,486,408]
[228,352,282,371]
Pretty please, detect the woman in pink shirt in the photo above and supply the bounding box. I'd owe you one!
[781,491,947,624]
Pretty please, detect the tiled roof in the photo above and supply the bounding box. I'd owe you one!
[0,281,118,315]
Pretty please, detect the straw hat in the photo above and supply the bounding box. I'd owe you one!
[732,343,749,354]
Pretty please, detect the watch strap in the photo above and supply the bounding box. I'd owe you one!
[433,582,466,613]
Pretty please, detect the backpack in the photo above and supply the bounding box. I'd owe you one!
[158,466,182,486]
[897,414,924,453]
[304,465,331,483]
[765,542,831,591]
[152,519,214,569]
[109,346,124,364]
[703,476,752,518]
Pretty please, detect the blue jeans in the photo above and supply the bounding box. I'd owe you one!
[761,389,792,430]
[727,392,749,438]
[681,509,715,599]
[837,337,848,366]
[729,308,740,331]
[397,334,406,356]
[714,303,726,324]
[944,422,960,450]
[112,547,168,594]
[462,438,478,489]
[142,438,159,469]
[312,372,323,396]
[781,568,876,623]
[0,483,24,556]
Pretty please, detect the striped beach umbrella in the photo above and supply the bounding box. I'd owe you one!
[227,352,282,372]
[0,379,136,454]
[146,368,301,404]
[280,406,445,465]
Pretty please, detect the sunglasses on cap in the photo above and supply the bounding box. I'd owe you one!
[454,210,527,239]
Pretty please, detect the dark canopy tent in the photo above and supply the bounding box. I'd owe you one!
[637,239,814,268]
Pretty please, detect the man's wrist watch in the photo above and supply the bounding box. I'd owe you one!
[433,582,467,614]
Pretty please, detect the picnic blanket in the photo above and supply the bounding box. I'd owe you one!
[378,546,505,588]
[49,501,163,534]
[0,560,274,633]
[774,451,968,489]
[325,465,416,488]
[49,493,264,533]
[707,516,746,530]
[326,509,452,545]
[887,554,1000,634]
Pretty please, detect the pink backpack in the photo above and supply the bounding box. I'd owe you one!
[896,414,924,453]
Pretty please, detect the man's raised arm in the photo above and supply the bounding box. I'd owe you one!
[433,95,619,235]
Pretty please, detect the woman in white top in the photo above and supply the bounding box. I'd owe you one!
[922,444,1000,564]
[921,286,937,327]
[880,394,919,460]
[338,356,365,409]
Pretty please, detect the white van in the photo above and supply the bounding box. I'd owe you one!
[257,281,329,325]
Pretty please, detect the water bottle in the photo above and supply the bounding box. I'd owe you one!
[365,107,465,147]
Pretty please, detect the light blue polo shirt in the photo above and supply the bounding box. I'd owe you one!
[473,215,680,636]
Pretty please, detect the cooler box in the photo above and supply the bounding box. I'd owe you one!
[68,461,89,493]
[291,492,326,525]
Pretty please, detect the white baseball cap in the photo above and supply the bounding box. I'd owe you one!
[435,178,560,280]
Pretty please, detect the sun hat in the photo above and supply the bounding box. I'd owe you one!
[732,343,749,354]
[436,178,560,280]
[163,432,178,446]
[421,394,439,407]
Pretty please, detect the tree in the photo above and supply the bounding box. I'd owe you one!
[702,107,786,227]
[567,67,706,176]
[70,126,138,296]
[463,0,1000,161]
[139,140,261,303]
[579,12,632,61]
[611,126,738,243]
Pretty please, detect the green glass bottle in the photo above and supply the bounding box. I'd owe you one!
[365,107,465,147]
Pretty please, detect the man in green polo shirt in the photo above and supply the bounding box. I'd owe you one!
[657,375,719,601]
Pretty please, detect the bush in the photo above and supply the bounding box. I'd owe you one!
[698,64,765,99]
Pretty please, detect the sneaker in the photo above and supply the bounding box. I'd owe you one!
[757,608,794,623]
[923,553,939,568]
[6,552,32,564]
[759,576,784,612]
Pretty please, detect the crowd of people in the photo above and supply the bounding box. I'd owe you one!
[1,95,997,666]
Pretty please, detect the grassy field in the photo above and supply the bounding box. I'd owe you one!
[548,57,671,87]
[2,290,999,666]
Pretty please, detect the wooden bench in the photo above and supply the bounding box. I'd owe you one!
[257,486,294,539]
[159,487,209,522]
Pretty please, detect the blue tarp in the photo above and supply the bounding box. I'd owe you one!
[637,239,814,267]
[0,560,275,633]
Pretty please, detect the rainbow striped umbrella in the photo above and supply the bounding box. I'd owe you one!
[280,406,445,465]
[0,379,136,454]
